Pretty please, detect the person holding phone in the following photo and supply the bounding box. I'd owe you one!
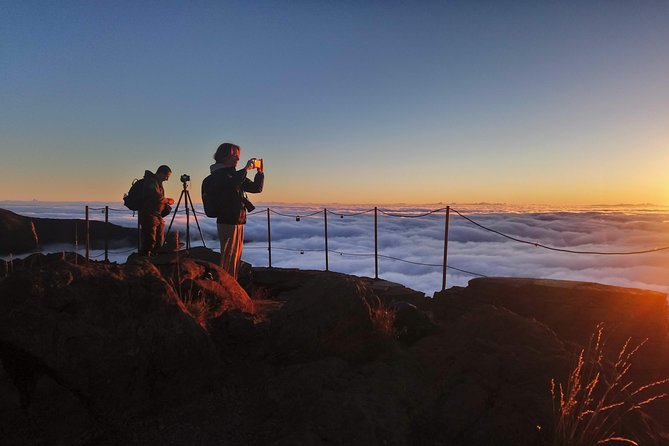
[208,142,264,279]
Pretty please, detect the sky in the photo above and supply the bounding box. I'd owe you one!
[2,1,669,205]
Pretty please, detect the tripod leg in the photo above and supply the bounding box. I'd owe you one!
[166,190,185,236]
[185,190,207,248]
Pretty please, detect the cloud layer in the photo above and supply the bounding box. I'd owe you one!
[3,202,669,297]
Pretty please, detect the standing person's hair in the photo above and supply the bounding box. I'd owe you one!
[214,143,240,163]
[156,165,172,175]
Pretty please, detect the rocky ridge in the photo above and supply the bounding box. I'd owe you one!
[0,207,137,255]
[0,249,668,445]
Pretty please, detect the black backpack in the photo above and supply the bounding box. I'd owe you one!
[201,174,220,217]
[123,178,145,211]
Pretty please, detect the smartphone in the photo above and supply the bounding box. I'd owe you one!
[252,158,263,169]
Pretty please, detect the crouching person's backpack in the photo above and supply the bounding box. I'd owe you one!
[123,178,145,211]
[201,174,220,218]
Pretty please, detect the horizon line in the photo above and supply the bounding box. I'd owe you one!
[0,199,665,209]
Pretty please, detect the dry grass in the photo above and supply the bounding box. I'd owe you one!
[182,294,209,328]
[30,220,39,250]
[177,275,212,328]
[174,245,210,329]
[550,323,668,446]
[369,296,397,337]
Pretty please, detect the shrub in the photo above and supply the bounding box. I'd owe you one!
[550,323,668,446]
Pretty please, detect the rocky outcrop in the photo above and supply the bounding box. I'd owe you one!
[431,277,669,440]
[0,208,137,255]
[0,259,667,446]
[0,250,254,444]
[412,303,576,444]
[266,273,381,363]
[251,269,669,445]
[142,251,254,320]
[435,277,669,376]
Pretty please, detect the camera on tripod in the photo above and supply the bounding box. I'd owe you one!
[166,173,206,250]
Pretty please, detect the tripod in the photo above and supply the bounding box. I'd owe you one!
[166,178,207,249]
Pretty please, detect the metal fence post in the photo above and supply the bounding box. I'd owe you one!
[137,213,141,252]
[104,206,109,261]
[266,208,272,268]
[442,206,450,291]
[74,222,78,265]
[374,206,378,279]
[85,205,90,261]
[324,208,329,272]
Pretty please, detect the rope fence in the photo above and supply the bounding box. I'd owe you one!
[36,203,669,292]
[450,208,669,255]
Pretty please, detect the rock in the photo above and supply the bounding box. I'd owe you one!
[259,357,421,446]
[432,277,669,441]
[185,246,221,264]
[0,208,39,254]
[0,259,9,279]
[0,360,20,411]
[266,271,385,363]
[255,268,436,347]
[0,253,221,440]
[410,305,571,445]
[391,301,438,344]
[208,310,263,358]
[1,260,668,445]
[176,246,254,291]
[448,277,669,376]
[143,249,255,321]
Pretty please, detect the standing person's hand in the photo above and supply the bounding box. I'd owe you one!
[244,159,256,171]
[166,198,175,205]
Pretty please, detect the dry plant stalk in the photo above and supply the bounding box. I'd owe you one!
[550,323,668,446]
[182,294,208,328]
[369,295,396,337]
[174,244,209,328]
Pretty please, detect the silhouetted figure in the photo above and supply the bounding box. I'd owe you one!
[206,143,264,278]
[138,165,174,256]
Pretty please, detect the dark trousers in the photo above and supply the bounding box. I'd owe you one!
[139,213,164,256]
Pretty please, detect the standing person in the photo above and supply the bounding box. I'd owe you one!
[208,143,264,278]
[138,165,174,256]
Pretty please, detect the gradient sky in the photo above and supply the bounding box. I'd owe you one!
[2,1,669,205]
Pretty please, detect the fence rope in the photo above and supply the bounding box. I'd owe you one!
[108,204,669,255]
[326,208,375,217]
[245,245,486,277]
[88,247,137,258]
[378,207,447,218]
[269,209,322,218]
[108,207,133,213]
[450,208,669,255]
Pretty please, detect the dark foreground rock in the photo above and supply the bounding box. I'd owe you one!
[0,250,251,444]
[0,256,667,446]
[0,207,137,255]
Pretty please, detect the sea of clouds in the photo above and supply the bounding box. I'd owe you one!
[2,201,669,297]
